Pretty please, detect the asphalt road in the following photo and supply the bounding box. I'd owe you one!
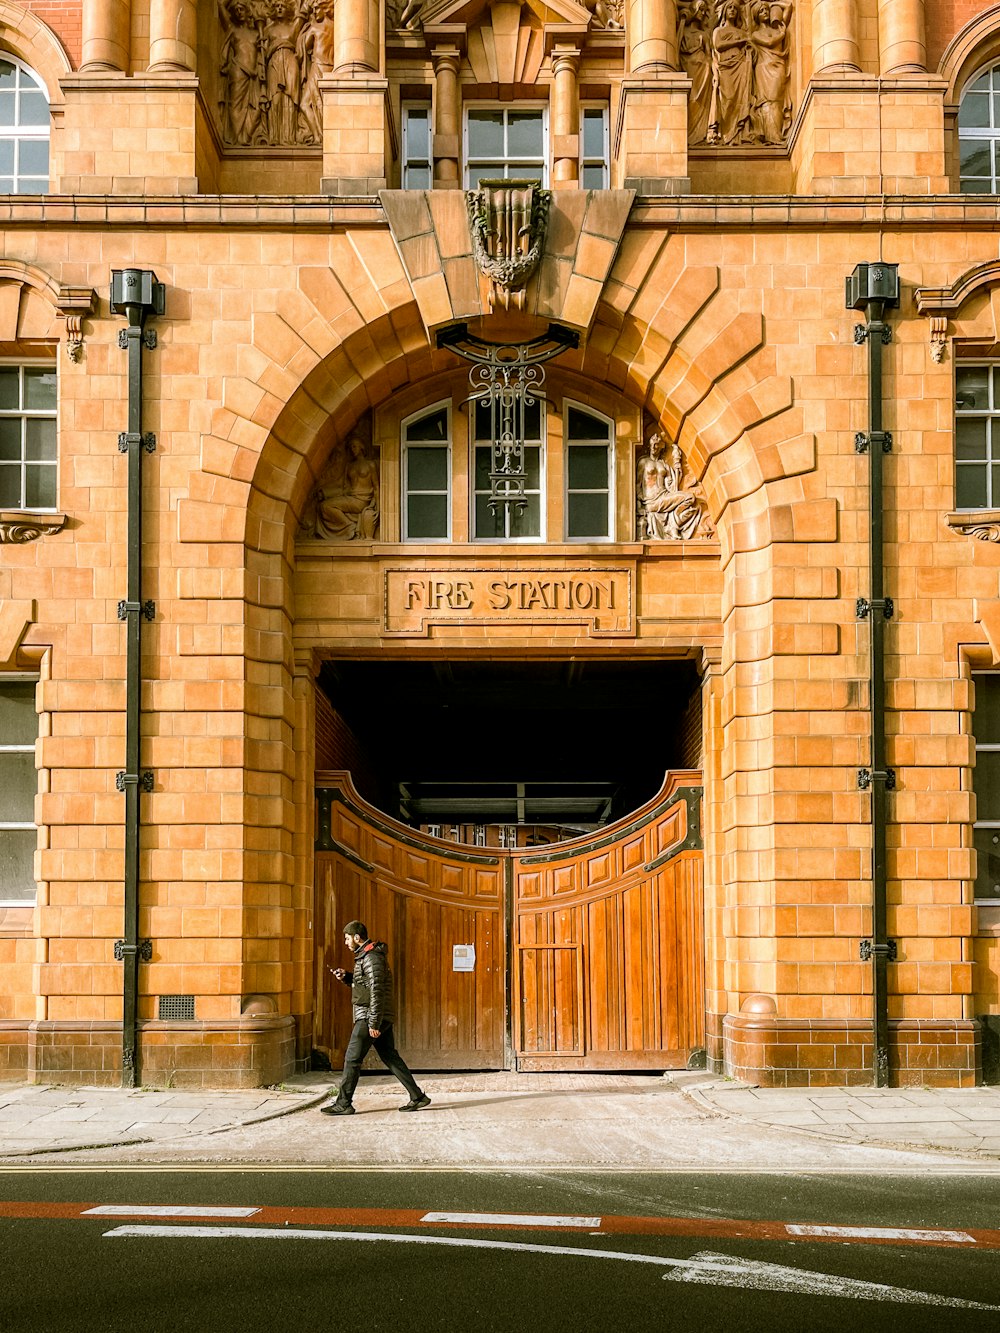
[2,1169,999,1332]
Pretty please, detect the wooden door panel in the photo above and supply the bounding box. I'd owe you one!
[514,773,704,1072]
[315,774,505,1070]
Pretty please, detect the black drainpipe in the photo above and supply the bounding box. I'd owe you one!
[110,269,164,1087]
[846,262,899,1088]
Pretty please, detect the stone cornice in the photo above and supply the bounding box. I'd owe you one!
[0,195,994,231]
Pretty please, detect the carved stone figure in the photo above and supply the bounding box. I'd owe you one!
[750,1,792,144]
[635,432,709,541]
[263,0,307,145]
[388,0,423,28]
[297,0,336,145]
[585,0,624,28]
[679,0,713,145]
[709,1,755,146]
[218,0,264,146]
[306,431,380,541]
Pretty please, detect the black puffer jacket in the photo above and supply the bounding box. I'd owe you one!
[342,940,397,1030]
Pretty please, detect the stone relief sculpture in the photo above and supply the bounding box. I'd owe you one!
[467,181,551,310]
[388,0,424,28]
[302,427,380,541]
[679,1,794,147]
[585,0,624,28]
[635,431,712,541]
[217,0,338,146]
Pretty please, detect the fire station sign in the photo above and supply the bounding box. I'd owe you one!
[383,566,634,637]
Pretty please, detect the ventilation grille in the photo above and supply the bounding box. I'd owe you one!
[158,994,195,1021]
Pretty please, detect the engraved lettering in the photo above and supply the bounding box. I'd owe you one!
[488,580,512,610]
[405,579,425,610]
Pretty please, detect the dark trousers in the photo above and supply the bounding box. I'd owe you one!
[336,1020,423,1106]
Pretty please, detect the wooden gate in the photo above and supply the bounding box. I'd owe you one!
[314,771,704,1072]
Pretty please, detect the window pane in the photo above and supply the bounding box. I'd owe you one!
[474,495,504,537]
[959,94,991,129]
[582,109,605,158]
[25,418,55,460]
[974,748,1000,817]
[0,748,36,822]
[523,397,541,439]
[970,73,990,92]
[0,828,35,900]
[405,166,431,188]
[582,164,606,189]
[18,90,48,127]
[474,398,492,440]
[514,166,544,184]
[960,140,992,177]
[23,367,55,410]
[567,406,607,441]
[405,110,429,159]
[18,176,47,195]
[474,445,492,489]
[0,417,21,459]
[567,492,609,538]
[407,446,448,491]
[956,417,987,459]
[406,493,448,539]
[509,495,540,538]
[468,112,504,158]
[568,444,609,489]
[957,365,989,410]
[18,138,48,176]
[0,366,18,409]
[406,408,448,442]
[961,178,992,193]
[469,167,503,187]
[956,462,987,509]
[523,445,540,488]
[0,91,14,127]
[0,62,15,90]
[0,139,12,175]
[507,112,543,158]
[0,462,20,505]
[974,825,1000,900]
[0,681,36,743]
[25,463,55,507]
[975,675,1000,744]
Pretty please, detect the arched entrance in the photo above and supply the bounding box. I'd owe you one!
[314,768,703,1072]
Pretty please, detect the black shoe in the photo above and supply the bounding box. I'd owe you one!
[321,1102,355,1116]
[399,1093,431,1112]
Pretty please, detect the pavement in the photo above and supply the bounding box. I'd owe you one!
[3,1071,1000,1171]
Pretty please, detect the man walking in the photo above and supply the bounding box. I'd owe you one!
[322,920,431,1117]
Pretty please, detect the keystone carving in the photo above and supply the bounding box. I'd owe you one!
[680,0,794,147]
[635,431,713,541]
[467,181,551,311]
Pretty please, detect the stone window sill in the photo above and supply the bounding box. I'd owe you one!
[0,511,66,544]
[0,905,33,935]
[977,903,1000,936]
[947,510,1000,541]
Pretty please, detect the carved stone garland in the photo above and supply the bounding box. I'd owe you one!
[466,181,551,311]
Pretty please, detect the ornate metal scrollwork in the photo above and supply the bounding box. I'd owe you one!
[466,181,551,311]
[437,322,578,519]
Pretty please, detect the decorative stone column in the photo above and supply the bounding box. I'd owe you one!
[335,0,381,75]
[551,47,580,188]
[811,0,861,74]
[432,47,462,190]
[628,0,679,74]
[878,0,927,75]
[80,0,131,73]
[147,0,197,73]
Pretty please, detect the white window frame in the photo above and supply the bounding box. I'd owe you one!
[954,361,1000,511]
[580,104,609,189]
[470,394,546,543]
[0,673,39,906]
[401,102,433,189]
[464,105,549,187]
[563,400,614,542]
[0,359,58,512]
[402,399,452,542]
[973,670,1000,904]
[0,55,50,194]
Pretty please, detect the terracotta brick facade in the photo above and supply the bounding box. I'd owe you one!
[0,0,998,1087]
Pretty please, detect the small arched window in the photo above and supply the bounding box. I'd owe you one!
[0,57,49,194]
[959,65,1000,193]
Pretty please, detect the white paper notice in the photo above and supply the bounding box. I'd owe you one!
[453,944,476,972]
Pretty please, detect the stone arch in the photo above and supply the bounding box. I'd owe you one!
[939,3,1000,101]
[0,1,73,103]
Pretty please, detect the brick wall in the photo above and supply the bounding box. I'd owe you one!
[22,0,82,68]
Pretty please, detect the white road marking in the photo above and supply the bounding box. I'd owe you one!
[102,1225,999,1308]
[420,1212,601,1228]
[786,1224,975,1244]
[84,1205,260,1218]
[664,1250,995,1307]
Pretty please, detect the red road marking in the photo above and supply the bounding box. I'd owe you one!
[0,1201,998,1249]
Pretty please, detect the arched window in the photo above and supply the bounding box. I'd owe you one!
[0,57,49,194]
[959,64,1000,193]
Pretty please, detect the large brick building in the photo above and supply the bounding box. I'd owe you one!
[1,0,999,1088]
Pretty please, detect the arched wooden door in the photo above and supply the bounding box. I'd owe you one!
[314,771,703,1072]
